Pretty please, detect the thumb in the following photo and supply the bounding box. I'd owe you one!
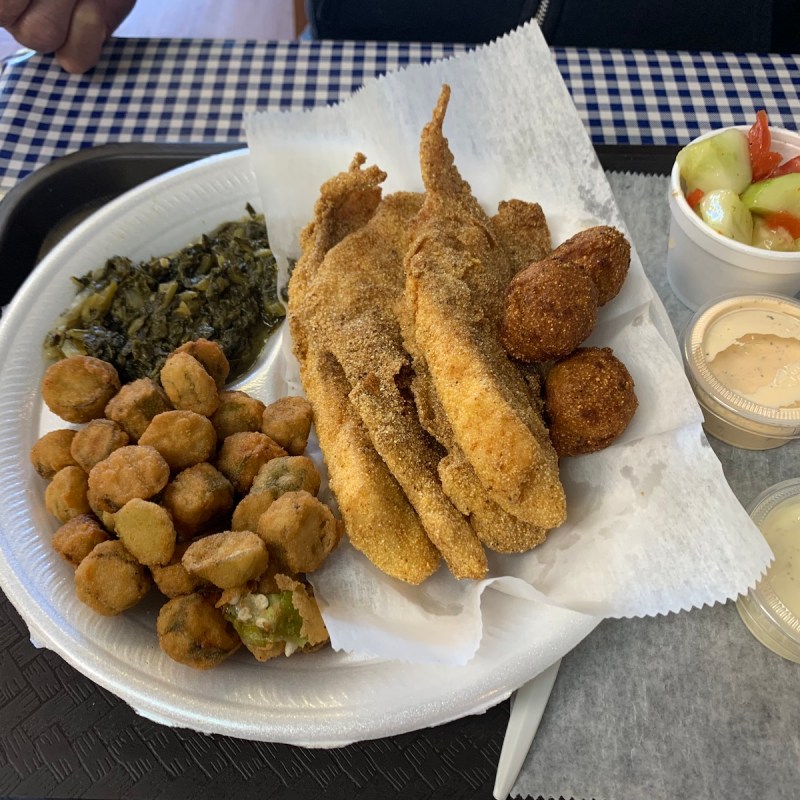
[55,0,135,73]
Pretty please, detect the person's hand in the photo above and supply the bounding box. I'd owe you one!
[0,0,136,73]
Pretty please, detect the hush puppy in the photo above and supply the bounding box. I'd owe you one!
[41,355,120,424]
[545,347,638,457]
[74,540,151,615]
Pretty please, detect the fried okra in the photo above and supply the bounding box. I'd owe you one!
[75,540,151,615]
[250,455,320,498]
[161,462,234,539]
[87,445,170,513]
[260,396,313,456]
[115,498,176,566]
[210,390,266,440]
[41,355,120,424]
[215,431,287,495]
[182,530,269,589]
[160,351,219,416]
[175,338,230,389]
[138,410,217,471]
[52,514,110,567]
[256,490,341,574]
[30,429,79,479]
[151,541,208,598]
[104,377,171,441]
[545,346,638,457]
[70,419,129,473]
[45,465,91,523]
[231,489,278,532]
[157,592,240,669]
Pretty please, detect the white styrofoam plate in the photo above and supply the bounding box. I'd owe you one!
[0,150,597,747]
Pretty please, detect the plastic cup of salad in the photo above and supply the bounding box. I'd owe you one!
[667,114,800,311]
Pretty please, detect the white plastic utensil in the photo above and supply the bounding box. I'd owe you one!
[493,659,562,800]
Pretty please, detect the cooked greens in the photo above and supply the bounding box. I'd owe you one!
[44,206,285,382]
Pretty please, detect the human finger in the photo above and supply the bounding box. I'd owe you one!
[0,0,34,30]
[56,0,135,73]
[5,0,78,53]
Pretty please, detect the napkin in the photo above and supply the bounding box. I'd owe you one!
[244,22,771,666]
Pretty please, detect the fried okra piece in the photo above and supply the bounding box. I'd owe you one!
[41,355,120,424]
[215,431,287,495]
[52,513,110,567]
[45,465,91,523]
[157,592,240,669]
[250,455,320,498]
[87,445,170,513]
[220,573,328,661]
[545,347,638,457]
[138,410,217,471]
[86,488,117,532]
[161,462,234,539]
[260,396,313,456]
[160,351,219,417]
[210,390,266,440]
[182,530,269,589]
[115,498,176,566]
[256,490,341,574]
[231,489,278,533]
[104,377,171,441]
[75,540,151,615]
[151,541,208,598]
[30,429,79,479]
[70,419,129,473]
[174,339,230,389]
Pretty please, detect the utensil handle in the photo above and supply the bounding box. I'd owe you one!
[493,659,561,800]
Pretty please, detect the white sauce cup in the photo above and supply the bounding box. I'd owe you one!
[667,126,800,311]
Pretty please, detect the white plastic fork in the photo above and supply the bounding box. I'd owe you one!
[493,659,561,800]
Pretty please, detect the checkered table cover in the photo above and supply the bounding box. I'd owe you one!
[1,36,798,194]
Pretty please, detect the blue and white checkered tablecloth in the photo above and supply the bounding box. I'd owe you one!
[0,37,798,194]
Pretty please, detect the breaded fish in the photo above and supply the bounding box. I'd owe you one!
[404,85,566,529]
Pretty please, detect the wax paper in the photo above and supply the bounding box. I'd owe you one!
[244,22,772,666]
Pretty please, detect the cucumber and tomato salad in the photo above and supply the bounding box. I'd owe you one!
[677,111,800,252]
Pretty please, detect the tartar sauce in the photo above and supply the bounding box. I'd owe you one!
[760,497,800,619]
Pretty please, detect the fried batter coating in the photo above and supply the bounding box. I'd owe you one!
[260,396,313,456]
[160,351,219,417]
[182,530,269,589]
[138,410,217,471]
[161,462,234,539]
[115,498,176,566]
[104,377,171,441]
[87,445,170,514]
[231,489,278,532]
[545,347,638,456]
[30,429,78,479]
[151,541,207,598]
[175,338,230,389]
[256,490,341,574]
[210,390,266,440]
[41,355,120,424]
[501,257,598,363]
[70,419,129,473]
[157,592,240,669]
[52,513,110,567]
[490,198,552,273]
[215,431,287,495]
[551,226,631,306]
[75,540,151,615]
[250,455,321,498]
[45,465,91,523]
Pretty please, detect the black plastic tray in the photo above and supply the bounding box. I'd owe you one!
[0,141,680,307]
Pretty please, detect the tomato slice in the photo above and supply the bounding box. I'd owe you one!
[748,110,784,181]
[686,188,704,209]
[764,211,800,239]
[771,156,800,178]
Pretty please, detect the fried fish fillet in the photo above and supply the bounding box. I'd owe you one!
[291,155,487,581]
[404,85,566,530]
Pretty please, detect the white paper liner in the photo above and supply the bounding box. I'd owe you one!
[244,22,772,666]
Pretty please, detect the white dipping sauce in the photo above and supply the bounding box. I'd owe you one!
[760,497,800,618]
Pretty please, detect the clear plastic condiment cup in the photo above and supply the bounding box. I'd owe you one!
[681,292,800,449]
[667,125,800,312]
[737,478,800,664]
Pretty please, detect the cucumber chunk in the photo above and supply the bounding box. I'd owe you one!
[697,189,754,244]
[677,129,752,195]
[740,173,800,218]
[752,217,798,251]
